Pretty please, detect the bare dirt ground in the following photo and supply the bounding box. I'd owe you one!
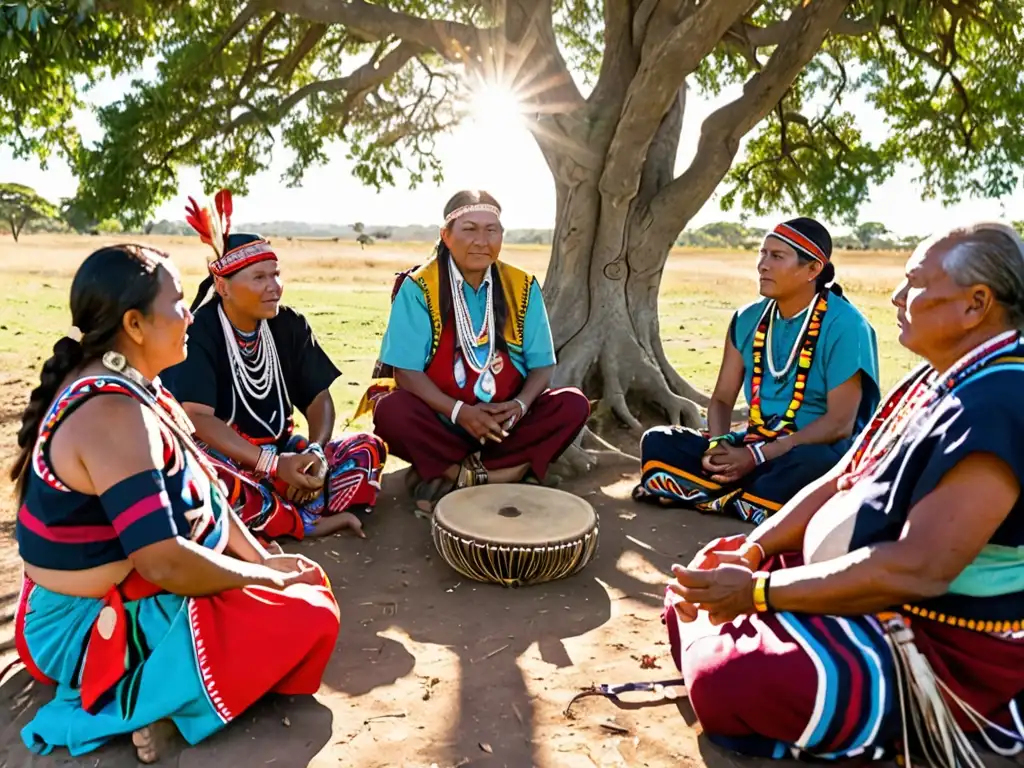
[0,462,758,768]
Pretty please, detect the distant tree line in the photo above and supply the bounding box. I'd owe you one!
[4,181,1019,253]
[675,220,924,251]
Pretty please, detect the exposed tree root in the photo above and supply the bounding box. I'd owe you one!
[580,425,637,459]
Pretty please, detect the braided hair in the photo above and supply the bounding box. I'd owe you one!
[435,190,510,352]
[9,245,165,501]
[784,216,846,299]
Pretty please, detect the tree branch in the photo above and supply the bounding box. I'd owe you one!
[744,11,874,47]
[889,14,973,151]
[502,0,585,110]
[270,23,328,82]
[265,0,486,61]
[208,0,262,59]
[598,0,756,203]
[226,41,423,132]
[648,0,852,239]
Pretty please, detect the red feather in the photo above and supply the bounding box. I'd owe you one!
[184,196,214,248]
[214,188,233,239]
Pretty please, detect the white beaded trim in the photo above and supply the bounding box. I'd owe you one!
[187,598,234,723]
[443,204,500,226]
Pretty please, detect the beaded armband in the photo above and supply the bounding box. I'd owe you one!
[303,442,328,481]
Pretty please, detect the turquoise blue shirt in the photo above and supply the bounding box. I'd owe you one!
[379,270,557,375]
[730,294,880,431]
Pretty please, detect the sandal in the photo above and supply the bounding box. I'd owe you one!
[455,453,488,489]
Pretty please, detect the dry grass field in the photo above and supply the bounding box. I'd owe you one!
[0,234,918,767]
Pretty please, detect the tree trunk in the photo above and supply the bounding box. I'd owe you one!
[544,205,707,435]
[542,91,711,440]
[526,1,848,450]
[9,217,21,242]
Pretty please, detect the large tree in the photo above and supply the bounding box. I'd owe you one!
[4,0,1024,435]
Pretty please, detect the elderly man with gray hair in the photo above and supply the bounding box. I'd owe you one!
[645,222,1024,764]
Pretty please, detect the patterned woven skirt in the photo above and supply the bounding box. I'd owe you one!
[634,426,848,525]
[207,432,387,540]
[16,572,339,757]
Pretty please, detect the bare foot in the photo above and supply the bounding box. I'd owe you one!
[132,719,178,764]
[310,510,365,538]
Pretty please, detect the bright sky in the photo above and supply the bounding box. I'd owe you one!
[4,66,1024,236]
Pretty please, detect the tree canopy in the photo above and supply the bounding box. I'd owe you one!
[4,1,1023,230]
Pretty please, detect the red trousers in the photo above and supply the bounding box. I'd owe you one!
[373,387,590,481]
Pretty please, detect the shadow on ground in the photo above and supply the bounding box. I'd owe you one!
[0,461,753,767]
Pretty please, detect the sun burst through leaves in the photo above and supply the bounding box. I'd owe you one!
[462,73,529,133]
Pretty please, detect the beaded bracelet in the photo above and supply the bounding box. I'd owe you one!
[255,445,278,478]
[304,443,328,481]
[746,441,767,466]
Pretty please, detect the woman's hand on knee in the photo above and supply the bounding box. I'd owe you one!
[263,554,326,587]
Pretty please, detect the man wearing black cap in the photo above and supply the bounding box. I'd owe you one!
[633,217,881,524]
[162,189,387,542]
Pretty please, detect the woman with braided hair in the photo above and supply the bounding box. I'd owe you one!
[162,189,386,542]
[10,245,339,763]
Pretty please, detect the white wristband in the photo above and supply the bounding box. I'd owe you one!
[513,397,527,416]
[450,400,465,424]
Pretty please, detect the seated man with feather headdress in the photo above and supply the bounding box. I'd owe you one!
[162,189,387,542]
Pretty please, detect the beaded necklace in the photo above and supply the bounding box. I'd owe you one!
[447,257,498,400]
[448,256,495,373]
[766,293,819,382]
[233,325,259,358]
[217,304,291,439]
[746,290,829,441]
[838,329,1020,489]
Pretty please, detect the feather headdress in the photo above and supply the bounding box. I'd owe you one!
[185,189,276,278]
[185,189,233,264]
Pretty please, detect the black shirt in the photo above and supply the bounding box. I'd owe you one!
[163,301,341,445]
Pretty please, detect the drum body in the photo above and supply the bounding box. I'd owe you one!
[431,484,599,587]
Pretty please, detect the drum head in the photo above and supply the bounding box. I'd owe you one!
[434,485,596,546]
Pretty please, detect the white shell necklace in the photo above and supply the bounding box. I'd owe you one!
[448,257,495,374]
[766,293,818,383]
[217,303,291,439]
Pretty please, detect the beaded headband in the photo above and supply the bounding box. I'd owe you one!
[210,238,277,277]
[766,222,830,264]
[444,203,501,226]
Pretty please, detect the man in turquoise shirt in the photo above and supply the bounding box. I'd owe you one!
[360,189,590,515]
[380,269,557,375]
[634,217,881,525]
